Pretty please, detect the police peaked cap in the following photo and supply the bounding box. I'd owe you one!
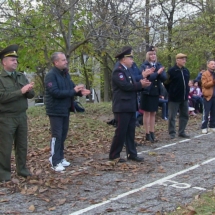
[147,46,156,52]
[0,44,18,60]
[115,46,133,59]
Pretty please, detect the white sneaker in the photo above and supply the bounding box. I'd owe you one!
[202,128,208,134]
[52,163,65,172]
[49,157,52,165]
[61,158,70,167]
[209,128,215,132]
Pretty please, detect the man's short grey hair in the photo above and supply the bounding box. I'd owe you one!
[51,52,64,64]
[207,59,215,65]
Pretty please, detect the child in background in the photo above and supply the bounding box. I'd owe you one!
[188,80,196,116]
[192,81,203,113]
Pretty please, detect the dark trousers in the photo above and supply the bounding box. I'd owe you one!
[158,99,168,119]
[0,114,29,181]
[168,101,189,136]
[109,112,137,159]
[201,97,215,129]
[49,115,70,166]
[191,96,203,112]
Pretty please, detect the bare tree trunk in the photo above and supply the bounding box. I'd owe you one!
[145,0,150,51]
[80,54,93,102]
[167,24,173,68]
[102,55,110,102]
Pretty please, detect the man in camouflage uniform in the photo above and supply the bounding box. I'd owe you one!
[0,44,34,182]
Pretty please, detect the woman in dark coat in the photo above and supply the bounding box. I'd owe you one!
[139,46,166,142]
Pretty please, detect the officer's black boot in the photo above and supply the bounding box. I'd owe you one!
[150,132,155,142]
[146,133,153,142]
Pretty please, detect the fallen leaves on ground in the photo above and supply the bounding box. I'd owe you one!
[0,199,9,202]
[138,208,152,213]
[106,208,115,212]
[28,205,35,212]
[1,105,203,212]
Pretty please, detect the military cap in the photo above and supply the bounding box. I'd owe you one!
[176,53,187,59]
[0,44,18,60]
[147,46,156,52]
[115,46,133,59]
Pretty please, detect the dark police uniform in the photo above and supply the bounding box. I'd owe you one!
[0,45,34,181]
[139,46,166,112]
[109,47,144,162]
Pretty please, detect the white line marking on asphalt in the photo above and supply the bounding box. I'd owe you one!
[138,132,211,155]
[179,139,190,142]
[194,134,208,138]
[69,157,215,215]
[159,179,206,190]
[193,187,206,191]
[138,142,178,154]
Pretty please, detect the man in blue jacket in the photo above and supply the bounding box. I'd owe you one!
[165,53,190,139]
[45,52,90,171]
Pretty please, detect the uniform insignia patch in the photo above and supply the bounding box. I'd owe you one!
[47,82,52,87]
[118,73,124,80]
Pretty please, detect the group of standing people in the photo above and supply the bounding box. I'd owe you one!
[0,45,91,181]
[110,45,215,165]
[109,46,194,162]
[1,43,215,181]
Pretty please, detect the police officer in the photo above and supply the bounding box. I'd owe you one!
[139,46,166,142]
[109,46,151,162]
[0,44,35,182]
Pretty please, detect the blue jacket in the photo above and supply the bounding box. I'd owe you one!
[139,61,166,96]
[130,62,143,81]
[44,67,81,116]
[114,61,143,82]
[194,72,202,83]
[165,64,190,102]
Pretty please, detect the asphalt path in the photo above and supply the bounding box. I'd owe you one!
[69,132,215,215]
[1,131,215,215]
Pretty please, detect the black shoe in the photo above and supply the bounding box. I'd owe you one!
[135,121,140,127]
[0,178,11,182]
[150,132,155,141]
[170,135,175,139]
[17,169,32,178]
[134,141,142,147]
[178,133,190,138]
[128,156,144,162]
[109,158,126,163]
[146,133,153,142]
[18,173,32,178]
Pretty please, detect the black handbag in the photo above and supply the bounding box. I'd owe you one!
[74,101,85,112]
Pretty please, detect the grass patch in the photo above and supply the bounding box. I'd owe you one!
[168,191,215,214]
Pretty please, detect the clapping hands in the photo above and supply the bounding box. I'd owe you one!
[74,84,91,96]
[81,89,91,96]
[21,82,34,94]
[157,67,165,74]
[142,67,155,78]
[140,78,151,88]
